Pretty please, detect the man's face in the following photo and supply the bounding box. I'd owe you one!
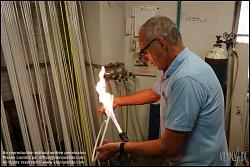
[138,31,167,71]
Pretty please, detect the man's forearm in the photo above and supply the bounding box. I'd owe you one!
[121,128,187,159]
[123,139,172,158]
[115,88,160,107]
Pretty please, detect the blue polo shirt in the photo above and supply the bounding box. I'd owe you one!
[152,48,230,166]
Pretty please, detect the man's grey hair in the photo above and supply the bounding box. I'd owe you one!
[140,16,182,45]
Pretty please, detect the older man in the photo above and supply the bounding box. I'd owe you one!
[97,16,230,166]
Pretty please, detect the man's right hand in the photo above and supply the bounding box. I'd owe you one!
[97,97,120,115]
[97,89,160,115]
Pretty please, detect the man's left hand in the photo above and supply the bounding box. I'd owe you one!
[96,142,121,161]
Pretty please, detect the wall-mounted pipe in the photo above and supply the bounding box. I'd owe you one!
[225,1,241,144]
[177,1,181,30]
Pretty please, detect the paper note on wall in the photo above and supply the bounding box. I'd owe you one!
[133,6,157,36]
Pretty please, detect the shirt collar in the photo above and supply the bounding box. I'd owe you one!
[164,47,189,78]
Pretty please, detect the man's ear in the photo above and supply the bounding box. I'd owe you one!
[157,37,168,50]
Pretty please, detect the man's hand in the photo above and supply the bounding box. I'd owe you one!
[97,97,120,115]
[97,89,160,115]
[96,142,120,161]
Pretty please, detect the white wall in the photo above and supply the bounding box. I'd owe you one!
[100,1,126,64]
[82,1,101,65]
[180,1,235,59]
[83,1,125,65]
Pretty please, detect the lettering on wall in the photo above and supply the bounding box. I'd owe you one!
[181,11,207,23]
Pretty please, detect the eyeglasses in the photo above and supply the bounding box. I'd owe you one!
[138,38,157,59]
